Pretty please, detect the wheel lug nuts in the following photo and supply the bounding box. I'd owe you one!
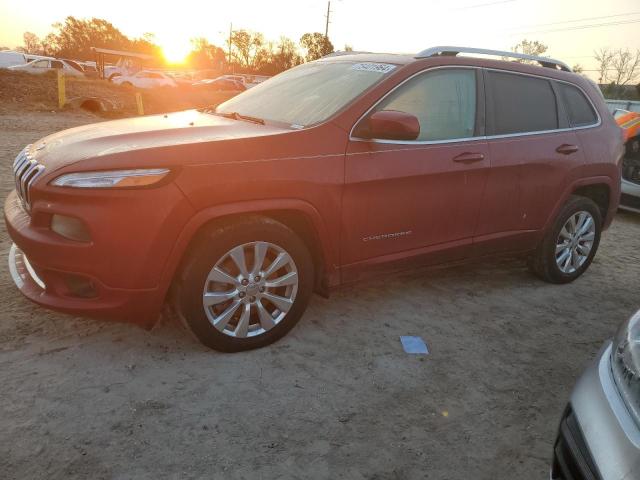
[254,276,261,282]
[241,279,249,286]
[239,292,246,298]
[259,286,265,293]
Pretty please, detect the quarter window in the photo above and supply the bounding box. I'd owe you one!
[373,69,477,141]
[488,72,558,135]
[558,83,598,127]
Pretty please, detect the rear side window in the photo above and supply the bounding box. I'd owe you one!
[489,72,558,135]
[374,69,477,141]
[558,83,598,127]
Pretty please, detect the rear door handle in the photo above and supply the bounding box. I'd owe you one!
[556,144,580,155]
[453,152,485,164]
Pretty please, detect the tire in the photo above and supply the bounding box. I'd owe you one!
[528,195,602,284]
[175,216,315,352]
[627,137,640,158]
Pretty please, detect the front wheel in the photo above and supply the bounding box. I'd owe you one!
[528,195,602,284]
[174,216,315,352]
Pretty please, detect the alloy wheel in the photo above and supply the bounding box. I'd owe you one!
[202,241,299,338]
[555,211,596,274]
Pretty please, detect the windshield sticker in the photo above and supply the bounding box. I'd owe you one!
[351,63,397,74]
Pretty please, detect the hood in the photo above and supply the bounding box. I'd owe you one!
[29,110,290,171]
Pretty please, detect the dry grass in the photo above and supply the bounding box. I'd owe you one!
[0,70,238,117]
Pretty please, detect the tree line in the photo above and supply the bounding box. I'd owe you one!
[512,39,640,99]
[13,16,336,76]
[8,19,640,98]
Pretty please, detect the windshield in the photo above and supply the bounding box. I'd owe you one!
[215,60,397,127]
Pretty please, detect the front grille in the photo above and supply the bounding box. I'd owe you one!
[622,157,640,185]
[12,145,45,210]
[552,407,601,480]
[620,193,640,211]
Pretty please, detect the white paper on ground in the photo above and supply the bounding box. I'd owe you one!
[400,336,429,354]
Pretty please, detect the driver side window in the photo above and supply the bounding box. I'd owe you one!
[375,69,477,141]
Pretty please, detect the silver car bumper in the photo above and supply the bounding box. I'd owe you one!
[620,178,640,213]
[553,342,640,479]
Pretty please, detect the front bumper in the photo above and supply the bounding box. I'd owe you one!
[4,186,192,326]
[6,241,161,326]
[620,178,640,213]
[552,342,640,480]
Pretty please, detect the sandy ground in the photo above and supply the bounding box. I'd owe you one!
[1,111,639,480]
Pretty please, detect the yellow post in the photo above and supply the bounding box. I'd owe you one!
[135,92,144,116]
[57,70,65,109]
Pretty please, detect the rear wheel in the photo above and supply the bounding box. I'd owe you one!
[528,195,602,284]
[175,216,314,352]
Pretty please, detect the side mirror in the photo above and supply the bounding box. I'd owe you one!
[367,110,420,141]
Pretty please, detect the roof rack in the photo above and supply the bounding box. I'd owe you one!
[415,46,572,72]
[322,51,373,58]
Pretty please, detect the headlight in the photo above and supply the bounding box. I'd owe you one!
[611,310,640,424]
[51,168,170,188]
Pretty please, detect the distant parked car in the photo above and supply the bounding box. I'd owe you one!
[112,70,177,89]
[614,109,640,157]
[60,59,85,75]
[551,309,640,480]
[79,62,99,78]
[192,78,246,91]
[24,54,56,62]
[0,50,27,68]
[8,58,84,77]
[620,156,640,213]
[614,110,640,213]
[218,74,246,84]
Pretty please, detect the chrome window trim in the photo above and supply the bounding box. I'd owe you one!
[352,136,487,146]
[349,66,601,146]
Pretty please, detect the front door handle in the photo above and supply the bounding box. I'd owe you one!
[556,144,580,155]
[453,152,485,164]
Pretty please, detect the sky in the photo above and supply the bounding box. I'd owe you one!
[0,0,639,78]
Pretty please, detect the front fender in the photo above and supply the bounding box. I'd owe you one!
[156,198,339,301]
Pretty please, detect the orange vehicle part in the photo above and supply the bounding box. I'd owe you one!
[616,110,640,142]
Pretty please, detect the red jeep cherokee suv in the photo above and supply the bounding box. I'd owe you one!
[5,47,623,351]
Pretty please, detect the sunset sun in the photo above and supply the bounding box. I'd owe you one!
[161,38,191,63]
